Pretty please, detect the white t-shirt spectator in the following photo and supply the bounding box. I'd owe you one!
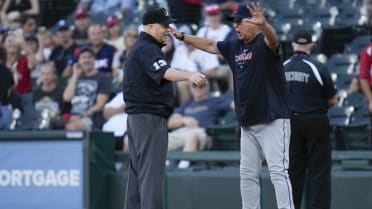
[102,92,127,137]
[171,45,219,73]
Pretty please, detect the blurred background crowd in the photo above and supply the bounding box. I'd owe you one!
[1,0,372,159]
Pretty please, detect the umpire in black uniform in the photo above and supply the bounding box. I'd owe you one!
[123,7,206,209]
[284,30,337,209]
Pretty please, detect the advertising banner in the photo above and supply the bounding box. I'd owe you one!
[0,140,83,209]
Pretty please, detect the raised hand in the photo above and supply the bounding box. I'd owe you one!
[244,2,266,26]
[189,72,207,87]
[72,63,83,78]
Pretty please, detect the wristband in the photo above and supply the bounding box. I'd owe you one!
[179,32,185,41]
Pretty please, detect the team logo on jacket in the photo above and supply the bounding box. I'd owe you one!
[235,52,252,62]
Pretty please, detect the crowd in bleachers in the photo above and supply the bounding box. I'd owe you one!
[0,0,372,160]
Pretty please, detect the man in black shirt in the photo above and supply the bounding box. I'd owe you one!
[123,7,206,209]
[0,47,15,130]
[49,20,79,78]
[284,30,337,209]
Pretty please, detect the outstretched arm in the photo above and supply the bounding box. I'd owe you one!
[164,68,206,86]
[170,27,220,55]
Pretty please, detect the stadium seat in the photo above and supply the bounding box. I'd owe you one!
[311,53,328,64]
[335,73,353,90]
[334,124,371,150]
[275,7,305,27]
[306,6,338,27]
[207,125,240,150]
[268,0,300,11]
[343,91,367,108]
[327,53,358,75]
[350,103,370,126]
[328,105,354,126]
[344,35,372,54]
[272,21,293,41]
[353,103,369,117]
[335,4,362,27]
[319,26,357,56]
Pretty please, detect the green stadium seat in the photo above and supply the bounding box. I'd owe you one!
[335,124,371,150]
[207,125,240,150]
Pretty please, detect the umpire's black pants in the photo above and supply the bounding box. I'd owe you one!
[288,114,332,209]
[125,113,168,209]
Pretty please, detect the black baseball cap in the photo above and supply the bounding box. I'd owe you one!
[78,45,95,57]
[293,30,312,45]
[142,8,176,26]
[57,19,69,31]
[226,4,252,21]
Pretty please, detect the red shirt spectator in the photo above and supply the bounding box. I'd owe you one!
[359,44,372,86]
[14,55,32,94]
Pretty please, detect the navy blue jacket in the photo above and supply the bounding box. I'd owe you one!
[284,51,336,114]
[217,33,290,126]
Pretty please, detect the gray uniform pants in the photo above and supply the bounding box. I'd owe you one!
[125,113,168,209]
[240,119,294,209]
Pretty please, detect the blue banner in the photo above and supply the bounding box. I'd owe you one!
[0,140,83,209]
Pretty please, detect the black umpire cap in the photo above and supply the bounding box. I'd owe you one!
[226,4,252,21]
[293,30,313,45]
[142,8,176,26]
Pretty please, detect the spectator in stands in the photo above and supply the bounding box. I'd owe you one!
[196,4,232,92]
[0,46,15,130]
[49,20,79,78]
[1,10,22,28]
[2,32,20,85]
[3,32,36,120]
[112,25,139,72]
[359,42,372,129]
[363,0,372,25]
[203,0,239,12]
[63,46,111,131]
[77,0,137,16]
[23,32,43,86]
[112,25,139,92]
[85,24,116,75]
[171,30,220,102]
[72,8,91,45]
[36,27,55,63]
[284,30,337,209]
[20,14,37,34]
[1,0,40,16]
[167,80,233,168]
[102,91,127,149]
[0,0,40,28]
[104,15,124,51]
[197,4,231,42]
[33,62,70,129]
